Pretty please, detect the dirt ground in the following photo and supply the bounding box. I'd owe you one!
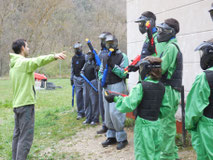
[42,125,196,160]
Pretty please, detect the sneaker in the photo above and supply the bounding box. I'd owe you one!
[102,138,117,147]
[117,140,128,150]
[90,121,99,126]
[97,127,108,134]
[83,120,91,125]
[76,115,83,120]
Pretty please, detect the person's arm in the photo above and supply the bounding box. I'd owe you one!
[185,72,210,131]
[161,44,178,76]
[80,62,87,75]
[114,83,143,113]
[25,52,66,73]
[111,53,129,78]
[70,57,74,83]
[98,60,104,80]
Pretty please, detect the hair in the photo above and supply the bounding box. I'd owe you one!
[12,39,26,54]
[165,18,180,34]
[142,11,156,21]
[143,56,162,80]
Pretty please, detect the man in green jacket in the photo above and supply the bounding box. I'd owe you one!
[105,56,169,160]
[9,39,66,160]
[156,18,183,160]
[185,39,213,160]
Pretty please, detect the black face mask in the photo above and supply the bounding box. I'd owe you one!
[138,60,161,80]
[195,41,213,70]
[200,48,213,70]
[157,23,176,42]
[74,49,82,55]
[87,54,94,61]
[139,21,146,34]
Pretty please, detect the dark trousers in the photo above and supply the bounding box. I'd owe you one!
[12,104,35,160]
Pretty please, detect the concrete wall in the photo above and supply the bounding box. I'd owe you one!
[126,0,213,95]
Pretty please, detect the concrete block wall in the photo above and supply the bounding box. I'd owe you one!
[126,0,213,95]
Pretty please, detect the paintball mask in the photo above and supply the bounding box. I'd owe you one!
[135,15,154,34]
[157,23,176,42]
[105,34,118,50]
[195,40,213,70]
[73,42,82,55]
[99,32,111,49]
[86,51,94,61]
[138,59,161,80]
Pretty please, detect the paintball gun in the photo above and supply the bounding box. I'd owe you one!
[145,21,157,56]
[124,55,141,73]
[80,73,98,92]
[101,48,114,87]
[72,84,75,107]
[105,90,128,97]
[85,38,101,66]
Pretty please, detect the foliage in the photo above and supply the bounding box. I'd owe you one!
[0,0,126,77]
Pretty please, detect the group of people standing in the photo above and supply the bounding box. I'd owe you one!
[70,32,129,150]
[71,10,182,159]
[9,3,213,160]
[71,5,213,160]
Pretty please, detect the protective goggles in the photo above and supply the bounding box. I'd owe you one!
[135,15,149,24]
[157,23,174,34]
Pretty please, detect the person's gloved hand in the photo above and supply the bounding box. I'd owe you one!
[107,57,115,68]
[71,79,74,86]
[95,66,100,72]
[104,91,115,103]
[147,43,155,54]
[128,65,139,72]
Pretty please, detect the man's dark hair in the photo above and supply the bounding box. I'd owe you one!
[12,39,26,54]
[165,18,180,34]
[142,11,156,21]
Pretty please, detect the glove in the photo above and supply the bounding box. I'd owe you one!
[128,65,139,72]
[104,91,115,103]
[107,57,115,68]
[95,66,100,72]
[147,43,155,54]
[71,79,74,86]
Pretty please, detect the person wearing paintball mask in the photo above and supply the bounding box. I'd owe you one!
[100,34,129,150]
[81,51,99,125]
[209,3,213,21]
[128,11,165,72]
[105,56,169,160]
[96,32,111,134]
[70,42,86,120]
[185,39,213,160]
[156,18,183,160]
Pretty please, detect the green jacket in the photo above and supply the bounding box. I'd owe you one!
[114,78,169,119]
[9,53,56,108]
[185,67,212,131]
[158,38,181,114]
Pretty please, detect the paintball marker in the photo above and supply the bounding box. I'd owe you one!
[105,90,128,97]
[145,21,157,56]
[85,38,101,66]
[124,55,141,73]
[101,48,114,87]
[80,73,98,92]
[72,84,75,107]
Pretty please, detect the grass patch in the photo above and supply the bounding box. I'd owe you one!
[0,79,86,159]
